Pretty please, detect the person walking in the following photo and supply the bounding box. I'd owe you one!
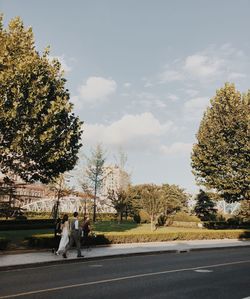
[63,212,84,258]
[55,214,69,255]
[82,216,91,249]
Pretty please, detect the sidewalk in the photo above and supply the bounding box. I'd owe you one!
[1,239,250,271]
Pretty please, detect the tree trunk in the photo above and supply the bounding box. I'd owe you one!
[150,215,154,231]
[93,179,97,222]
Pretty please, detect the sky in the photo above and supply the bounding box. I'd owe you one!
[1,0,250,194]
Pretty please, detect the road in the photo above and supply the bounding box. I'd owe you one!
[0,247,250,299]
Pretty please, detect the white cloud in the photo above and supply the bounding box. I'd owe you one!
[158,44,248,85]
[78,76,117,104]
[84,112,173,150]
[228,72,246,80]
[160,142,193,155]
[70,96,82,110]
[167,94,179,101]
[123,82,131,88]
[185,89,199,97]
[184,97,210,121]
[159,70,183,83]
[184,54,223,77]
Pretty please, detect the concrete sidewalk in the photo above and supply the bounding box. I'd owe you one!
[0,239,250,271]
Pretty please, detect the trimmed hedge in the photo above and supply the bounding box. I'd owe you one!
[0,237,10,250]
[204,221,250,229]
[171,221,202,228]
[27,229,250,248]
[0,219,55,231]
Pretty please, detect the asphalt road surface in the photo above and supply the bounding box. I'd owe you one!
[0,247,250,299]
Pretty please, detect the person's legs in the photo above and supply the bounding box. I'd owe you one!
[74,232,82,257]
[63,234,73,258]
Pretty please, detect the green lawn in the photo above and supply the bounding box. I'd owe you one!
[2,221,249,250]
[0,229,54,248]
[93,221,203,234]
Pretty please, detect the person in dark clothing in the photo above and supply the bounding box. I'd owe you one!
[52,217,61,253]
[82,216,91,249]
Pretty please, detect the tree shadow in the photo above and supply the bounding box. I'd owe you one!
[239,230,250,240]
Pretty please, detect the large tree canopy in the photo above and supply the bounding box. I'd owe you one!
[191,83,249,202]
[128,183,188,230]
[0,16,83,183]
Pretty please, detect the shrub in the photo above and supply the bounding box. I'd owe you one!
[96,213,117,221]
[0,219,55,231]
[157,214,167,226]
[171,221,201,228]
[0,237,10,250]
[172,212,200,223]
[27,229,250,248]
[138,210,151,223]
[133,210,150,224]
[133,214,141,224]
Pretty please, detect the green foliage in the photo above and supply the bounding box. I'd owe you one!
[0,237,10,250]
[82,144,106,222]
[138,209,151,223]
[95,213,117,221]
[235,200,250,222]
[107,188,129,222]
[157,214,167,226]
[0,16,83,183]
[128,183,189,229]
[161,184,189,215]
[27,229,250,248]
[194,190,217,221]
[172,211,200,223]
[191,83,250,202]
[0,219,54,230]
[133,210,151,224]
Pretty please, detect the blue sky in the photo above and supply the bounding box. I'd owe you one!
[1,0,250,193]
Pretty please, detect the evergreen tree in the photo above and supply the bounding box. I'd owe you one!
[191,83,250,202]
[0,16,83,183]
[194,190,217,221]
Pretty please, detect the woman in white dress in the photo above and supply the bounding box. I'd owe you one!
[56,214,69,255]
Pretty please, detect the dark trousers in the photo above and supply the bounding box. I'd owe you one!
[64,230,81,256]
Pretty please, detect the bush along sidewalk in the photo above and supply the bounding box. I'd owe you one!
[0,237,11,250]
[26,229,250,249]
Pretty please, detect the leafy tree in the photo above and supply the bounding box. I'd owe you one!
[0,16,83,183]
[129,183,188,228]
[191,83,249,202]
[82,144,106,222]
[161,184,188,216]
[235,200,250,222]
[107,148,131,221]
[49,173,72,220]
[194,190,217,221]
[128,184,165,230]
[107,188,128,222]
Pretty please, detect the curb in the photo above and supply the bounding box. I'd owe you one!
[1,244,250,272]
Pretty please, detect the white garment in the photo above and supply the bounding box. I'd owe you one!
[56,221,69,254]
[74,219,79,229]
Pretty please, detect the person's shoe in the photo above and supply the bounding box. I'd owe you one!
[62,253,67,258]
[55,251,59,256]
[77,255,84,258]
